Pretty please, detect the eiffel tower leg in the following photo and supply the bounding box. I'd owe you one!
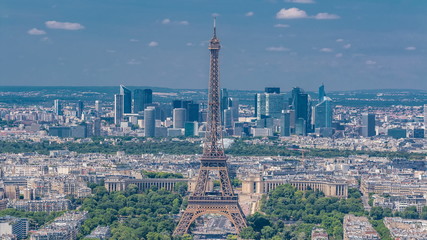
[218,168,233,196]
[193,169,209,196]
[174,209,195,236]
[228,205,247,232]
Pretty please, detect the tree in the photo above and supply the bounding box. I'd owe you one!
[240,227,260,240]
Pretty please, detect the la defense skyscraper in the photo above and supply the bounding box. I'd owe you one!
[174,19,247,235]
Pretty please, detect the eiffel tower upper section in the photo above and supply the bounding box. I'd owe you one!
[203,17,226,161]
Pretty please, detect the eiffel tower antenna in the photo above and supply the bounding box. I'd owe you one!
[173,18,247,236]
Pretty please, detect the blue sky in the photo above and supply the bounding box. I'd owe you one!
[0,0,426,91]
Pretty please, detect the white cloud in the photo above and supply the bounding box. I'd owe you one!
[127,59,141,65]
[405,46,416,51]
[148,41,159,47]
[266,46,290,52]
[45,21,84,30]
[276,8,339,20]
[28,28,46,35]
[366,60,376,65]
[336,38,344,42]
[285,0,315,3]
[274,24,290,28]
[186,42,193,46]
[40,37,50,42]
[335,53,343,58]
[276,8,308,19]
[129,38,139,42]
[246,11,254,17]
[162,18,189,25]
[314,13,340,20]
[320,48,333,52]
[343,43,351,49]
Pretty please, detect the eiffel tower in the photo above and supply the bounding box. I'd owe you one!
[173,19,247,236]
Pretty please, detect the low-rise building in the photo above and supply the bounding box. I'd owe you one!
[383,217,427,239]
[343,214,380,240]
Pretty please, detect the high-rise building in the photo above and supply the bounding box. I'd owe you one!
[134,89,153,113]
[295,118,306,136]
[318,84,325,101]
[290,87,310,134]
[256,87,285,119]
[144,107,156,137]
[281,110,291,137]
[187,103,200,122]
[76,101,84,118]
[314,96,333,128]
[184,122,198,136]
[120,85,132,114]
[229,97,239,121]
[265,87,280,94]
[114,94,124,125]
[173,108,187,128]
[361,113,376,137]
[95,100,101,113]
[223,108,233,128]
[93,118,101,137]
[54,99,62,116]
[220,88,229,114]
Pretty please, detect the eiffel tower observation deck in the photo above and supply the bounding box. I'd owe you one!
[173,18,247,236]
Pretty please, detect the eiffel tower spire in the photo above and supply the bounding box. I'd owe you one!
[173,19,247,236]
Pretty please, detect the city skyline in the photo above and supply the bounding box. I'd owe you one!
[1,0,427,90]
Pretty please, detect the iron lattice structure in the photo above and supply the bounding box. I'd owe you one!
[173,20,247,236]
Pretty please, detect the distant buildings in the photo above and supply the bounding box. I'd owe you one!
[256,87,285,119]
[54,99,62,116]
[144,107,156,137]
[424,104,427,138]
[119,85,132,114]
[114,94,124,125]
[76,100,84,119]
[290,87,310,135]
[361,113,376,137]
[173,108,186,128]
[134,89,152,113]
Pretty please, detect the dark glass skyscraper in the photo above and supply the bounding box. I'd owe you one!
[265,87,280,94]
[318,84,325,101]
[362,113,376,137]
[134,89,152,113]
[77,100,84,118]
[314,97,332,128]
[290,87,310,135]
[187,103,200,122]
[120,85,132,114]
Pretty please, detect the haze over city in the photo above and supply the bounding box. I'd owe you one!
[1,0,427,90]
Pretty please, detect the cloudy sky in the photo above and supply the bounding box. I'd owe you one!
[0,0,426,91]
